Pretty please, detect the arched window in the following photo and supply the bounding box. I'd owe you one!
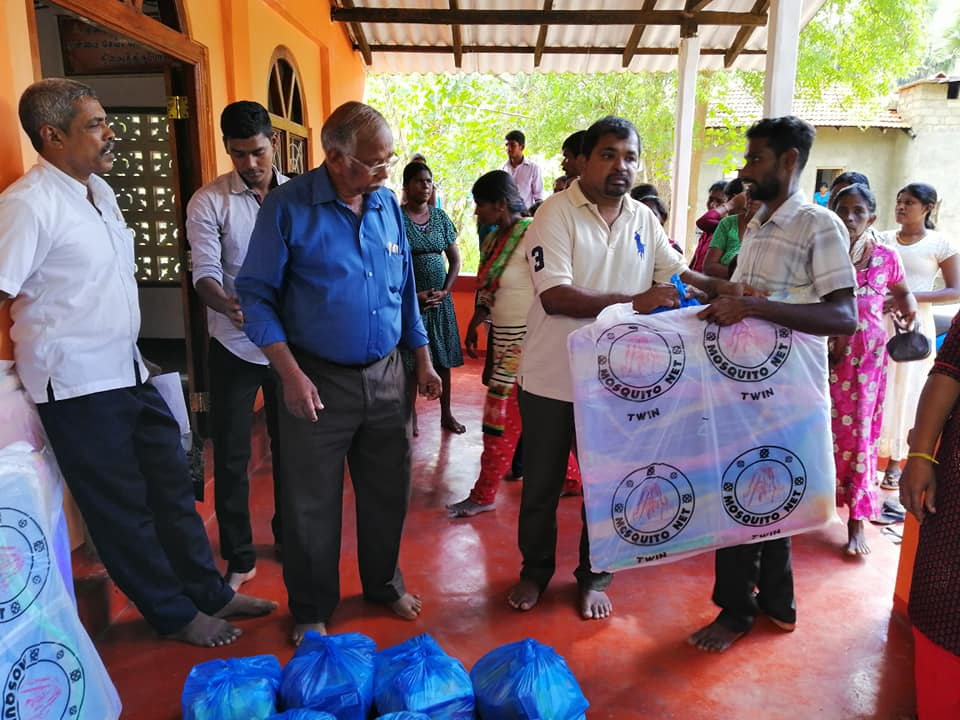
[267,48,309,175]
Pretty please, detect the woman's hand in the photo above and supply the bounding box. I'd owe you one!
[901,455,937,523]
[464,307,490,359]
[828,336,849,366]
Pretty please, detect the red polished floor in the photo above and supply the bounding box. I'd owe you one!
[91,357,916,719]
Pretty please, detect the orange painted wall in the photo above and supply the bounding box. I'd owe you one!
[184,0,366,176]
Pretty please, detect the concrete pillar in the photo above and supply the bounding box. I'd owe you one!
[669,34,700,248]
[762,0,802,117]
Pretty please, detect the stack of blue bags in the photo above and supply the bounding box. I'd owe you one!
[182,633,587,719]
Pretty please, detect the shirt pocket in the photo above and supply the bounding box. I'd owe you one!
[384,244,404,293]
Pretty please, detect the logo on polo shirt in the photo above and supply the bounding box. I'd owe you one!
[721,446,807,526]
[703,322,792,382]
[611,463,695,546]
[596,324,685,402]
[0,508,50,624]
[3,642,86,719]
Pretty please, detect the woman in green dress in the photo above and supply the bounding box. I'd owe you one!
[401,161,465,433]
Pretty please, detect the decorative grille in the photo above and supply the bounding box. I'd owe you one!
[103,110,180,283]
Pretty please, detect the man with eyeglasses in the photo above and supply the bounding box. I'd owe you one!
[237,101,441,646]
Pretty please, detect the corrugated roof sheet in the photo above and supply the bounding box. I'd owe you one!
[330,0,828,74]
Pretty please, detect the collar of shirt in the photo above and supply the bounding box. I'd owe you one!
[564,178,639,221]
[227,168,287,197]
[37,155,118,213]
[309,163,387,212]
[753,189,807,232]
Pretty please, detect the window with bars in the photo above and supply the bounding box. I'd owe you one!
[102,109,180,284]
[268,53,310,176]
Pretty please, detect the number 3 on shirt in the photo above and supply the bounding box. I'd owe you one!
[531,245,545,272]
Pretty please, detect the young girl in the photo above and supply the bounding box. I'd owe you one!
[828,184,916,555]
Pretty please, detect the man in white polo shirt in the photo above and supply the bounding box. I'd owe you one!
[509,115,744,619]
[0,78,276,647]
[187,101,287,590]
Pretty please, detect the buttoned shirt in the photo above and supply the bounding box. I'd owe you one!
[501,157,544,209]
[186,169,288,364]
[236,164,428,365]
[518,179,686,402]
[0,157,148,403]
[732,191,855,304]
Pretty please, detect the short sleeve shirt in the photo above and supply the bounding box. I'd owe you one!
[518,179,686,402]
[0,158,148,402]
[732,191,855,304]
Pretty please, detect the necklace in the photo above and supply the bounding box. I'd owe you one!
[896,228,927,246]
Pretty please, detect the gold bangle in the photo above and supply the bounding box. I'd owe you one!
[907,452,939,465]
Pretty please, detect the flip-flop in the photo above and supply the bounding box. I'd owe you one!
[881,526,903,544]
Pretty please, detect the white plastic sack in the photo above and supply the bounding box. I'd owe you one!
[0,441,121,720]
[569,304,838,572]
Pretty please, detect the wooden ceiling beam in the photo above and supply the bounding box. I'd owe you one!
[335,0,373,65]
[533,0,554,68]
[622,0,659,69]
[361,44,766,57]
[330,8,766,27]
[724,0,769,68]
[684,0,715,12]
[449,0,462,68]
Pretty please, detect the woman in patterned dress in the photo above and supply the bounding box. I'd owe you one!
[401,161,465,434]
[878,183,960,489]
[828,184,916,556]
[901,312,960,718]
[446,171,580,517]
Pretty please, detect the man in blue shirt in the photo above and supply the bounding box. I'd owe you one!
[237,101,441,645]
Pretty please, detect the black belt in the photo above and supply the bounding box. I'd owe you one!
[290,343,387,371]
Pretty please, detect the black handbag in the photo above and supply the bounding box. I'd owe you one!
[886,320,931,362]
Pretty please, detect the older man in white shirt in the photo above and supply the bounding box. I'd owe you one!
[186,101,287,590]
[0,78,276,647]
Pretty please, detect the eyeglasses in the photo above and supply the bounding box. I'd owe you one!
[347,153,399,176]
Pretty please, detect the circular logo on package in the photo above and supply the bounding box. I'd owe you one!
[721,446,807,526]
[0,507,50,624]
[2,642,85,719]
[611,463,695,546]
[596,324,685,402]
[703,322,792,382]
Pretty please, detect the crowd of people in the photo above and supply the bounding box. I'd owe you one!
[0,76,957,716]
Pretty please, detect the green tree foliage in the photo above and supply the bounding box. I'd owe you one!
[366,0,933,271]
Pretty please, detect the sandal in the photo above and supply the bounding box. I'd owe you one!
[880,466,901,491]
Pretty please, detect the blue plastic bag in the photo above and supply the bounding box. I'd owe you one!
[279,631,376,720]
[651,273,702,313]
[182,654,282,720]
[377,713,431,719]
[374,634,475,719]
[471,638,588,720]
[266,711,337,719]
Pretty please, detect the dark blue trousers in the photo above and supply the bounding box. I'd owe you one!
[37,383,233,635]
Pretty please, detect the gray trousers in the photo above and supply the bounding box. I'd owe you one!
[278,347,410,623]
[517,388,612,592]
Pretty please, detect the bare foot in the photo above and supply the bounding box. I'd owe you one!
[507,579,540,611]
[446,497,495,518]
[390,592,423,620]
[844,517,871,556]
[688,616,746,652]
[213,593,278,619]
[226,568,257,591]
[165,612,241,648]
[580,588,613,619]
[292,622,326,646]
[441,416,466,434]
